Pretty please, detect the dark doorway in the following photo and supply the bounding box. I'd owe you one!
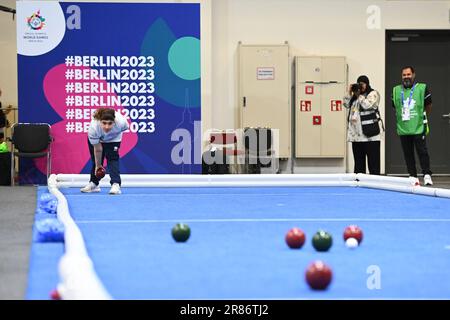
[385,30,450,175]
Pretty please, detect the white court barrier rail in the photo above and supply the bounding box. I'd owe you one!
[434,188,450,198]
[47,174,111,300]
[56,173,358,182]
[56,173,358,188]
[56,181,359,188]
[357,182,415,194]
[55,173,450,199]
[356,173,420,185]
[356,174,450,198]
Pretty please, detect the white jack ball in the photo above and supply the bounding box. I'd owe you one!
[345,237,359,249]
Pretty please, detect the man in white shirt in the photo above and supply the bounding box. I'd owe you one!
[81,108,129,194]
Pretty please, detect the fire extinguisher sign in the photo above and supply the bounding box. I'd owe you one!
[300,100,311,112]
[305,85,314,95]
[331,100,342,111]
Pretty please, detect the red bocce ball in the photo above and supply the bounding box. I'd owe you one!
[285,227,306,249]
[305,261,333,290]
[343,225,363,244]
[95,167,106,179]
[50,289,61,300]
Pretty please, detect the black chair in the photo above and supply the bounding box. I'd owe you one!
[9,123,52,186]
[202,148,230,175]
[244,127,279,174]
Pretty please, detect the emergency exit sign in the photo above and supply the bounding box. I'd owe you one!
[331,100,342,111]
[300,100,311,112]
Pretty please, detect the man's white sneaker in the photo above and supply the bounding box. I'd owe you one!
[109,183,121,195]
[409,176,420,186]
[424,174,433,186]
[80,182,100,193]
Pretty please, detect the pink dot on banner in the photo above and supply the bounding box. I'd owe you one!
[38,64,138,175]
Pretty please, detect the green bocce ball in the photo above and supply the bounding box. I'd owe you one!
[312,230,333,252]
[172,223,191,242]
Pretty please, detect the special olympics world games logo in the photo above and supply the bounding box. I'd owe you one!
[27,10,46,30]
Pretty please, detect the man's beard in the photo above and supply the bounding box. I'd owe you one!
[403,78,413,88]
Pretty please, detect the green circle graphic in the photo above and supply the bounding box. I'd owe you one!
[168,36,200,80]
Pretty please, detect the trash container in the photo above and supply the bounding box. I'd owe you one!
[0,151,11,186]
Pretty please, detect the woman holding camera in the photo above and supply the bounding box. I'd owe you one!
[343,75,382,175]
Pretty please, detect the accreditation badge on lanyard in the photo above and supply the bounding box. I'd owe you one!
[401,84,416,121]
[351,105,358,122]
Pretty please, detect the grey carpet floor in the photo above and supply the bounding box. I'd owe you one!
[0,186,36,300]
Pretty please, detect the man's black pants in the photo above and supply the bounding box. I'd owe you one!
[399,134,432,177]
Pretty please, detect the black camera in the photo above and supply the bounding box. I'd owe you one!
[351,83,361,94]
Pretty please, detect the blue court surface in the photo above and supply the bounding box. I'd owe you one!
[27,185,450,299]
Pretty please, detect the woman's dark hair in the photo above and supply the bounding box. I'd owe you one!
[348,75,373,108]
[357,75,373,95]
[93,108,115,121]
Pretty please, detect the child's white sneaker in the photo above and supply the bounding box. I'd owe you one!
[80,182,100,193]
[109,183,121,195]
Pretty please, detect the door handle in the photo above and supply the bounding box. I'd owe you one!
[243,97,246,107]
[443,113,450,124]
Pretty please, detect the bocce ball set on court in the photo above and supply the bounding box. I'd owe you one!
[285,225,363,290]
[170,221,363,292]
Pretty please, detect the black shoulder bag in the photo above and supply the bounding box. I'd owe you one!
[359,108,384,137]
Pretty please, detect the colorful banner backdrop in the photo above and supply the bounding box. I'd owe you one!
[17,1,201,184]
